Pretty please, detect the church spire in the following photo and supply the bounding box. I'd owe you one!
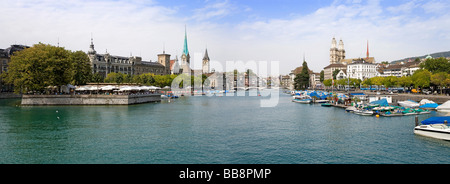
[203,48,210,61]
[366,40,369,59]
[183,25,189,56]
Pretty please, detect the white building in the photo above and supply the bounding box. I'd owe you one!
[347,60,378,80]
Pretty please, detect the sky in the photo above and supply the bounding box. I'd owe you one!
[1,0,450,75]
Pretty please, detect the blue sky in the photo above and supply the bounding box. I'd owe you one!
[1,0,449,74]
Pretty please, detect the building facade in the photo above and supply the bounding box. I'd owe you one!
[87,38,169,78]
[346,59,378,80]
[330,37,345,64]
[323,63,347,80]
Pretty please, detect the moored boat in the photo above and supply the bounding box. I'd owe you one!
[345,106,356,112]
[436,100,450,112]
[398,100,420,108]
[414,116,450,141]
[321,103,332,107]
[292,95,312,104]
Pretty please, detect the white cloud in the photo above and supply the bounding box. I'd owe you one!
[191,0,236,21]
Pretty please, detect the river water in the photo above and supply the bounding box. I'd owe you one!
[0,90,449,164]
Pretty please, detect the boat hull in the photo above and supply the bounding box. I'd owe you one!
[292,99,311,104]
[414,125,450,141]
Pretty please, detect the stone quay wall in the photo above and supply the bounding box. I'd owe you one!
[21,94,161,105]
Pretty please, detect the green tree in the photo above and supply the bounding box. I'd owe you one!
[90,72,104,83]
[431,72,449,94]
[105,72,122,83]
[349,78,362,88]
[420,57,450,74]
[319,70,324,82]
[2,43,91,94]
[293,61,310,90]
[332,69,340,80]
[70,51,92,85]
[411,69,431,89]
[361,78,373,88]
[323,79,332,87]
[382,76,398,88]
[397,76,412,89]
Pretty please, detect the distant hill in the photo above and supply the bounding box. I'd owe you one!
[391,51,450,64]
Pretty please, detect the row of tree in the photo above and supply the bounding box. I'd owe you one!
[323,69,450,93]
[1,43,92,94]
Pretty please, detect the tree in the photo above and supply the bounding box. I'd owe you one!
[323,79,332,87]
[420,57,450,74]
[361,78,373,88]
[70,51,92,85]
[349,78,362,88]
[293,61,310,90]
[382,76,398,88]
[397,76,412,89]
[431,72,449,94]
[319,70,324,82]
[2,43,91,94]
[90,72,104,83]
[104,72,126,84]
[411,69,431,89]
[332,69,340,80]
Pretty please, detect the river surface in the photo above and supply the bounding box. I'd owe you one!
[0,90,449,164]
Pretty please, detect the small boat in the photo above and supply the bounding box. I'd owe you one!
[315,99,329,103]
[345,106,356,112]
[398,100,420,108]
[353,109,373,116]
[419,99,438,109]
[414,116,450,141]
[292,98,312,104]
[437,100,450,112]
[380,111,403,117]
[321,103,332,107]
[361,110,374,116]
[292,95,312,104]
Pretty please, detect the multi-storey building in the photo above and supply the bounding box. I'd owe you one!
[346,59,378,80]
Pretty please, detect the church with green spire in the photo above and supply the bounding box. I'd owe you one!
[180,26,191,74]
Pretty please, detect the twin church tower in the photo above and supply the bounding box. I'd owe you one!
[87,27,210,78]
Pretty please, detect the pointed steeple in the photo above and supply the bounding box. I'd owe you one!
[183,25,189,56]
[203,48,210,61]
[366,40,369,59]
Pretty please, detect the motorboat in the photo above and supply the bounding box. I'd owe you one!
[414,116,450,141]
[321,103,332,107]
[315,99,329,103]
[436,100,450,112]
[353,109,373,116]
[345,106,356,112]
[419,99,438,109]
[402,109,419,116]
[361,110,374,116]
[292,95,312,104]
[398,100,420,108]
